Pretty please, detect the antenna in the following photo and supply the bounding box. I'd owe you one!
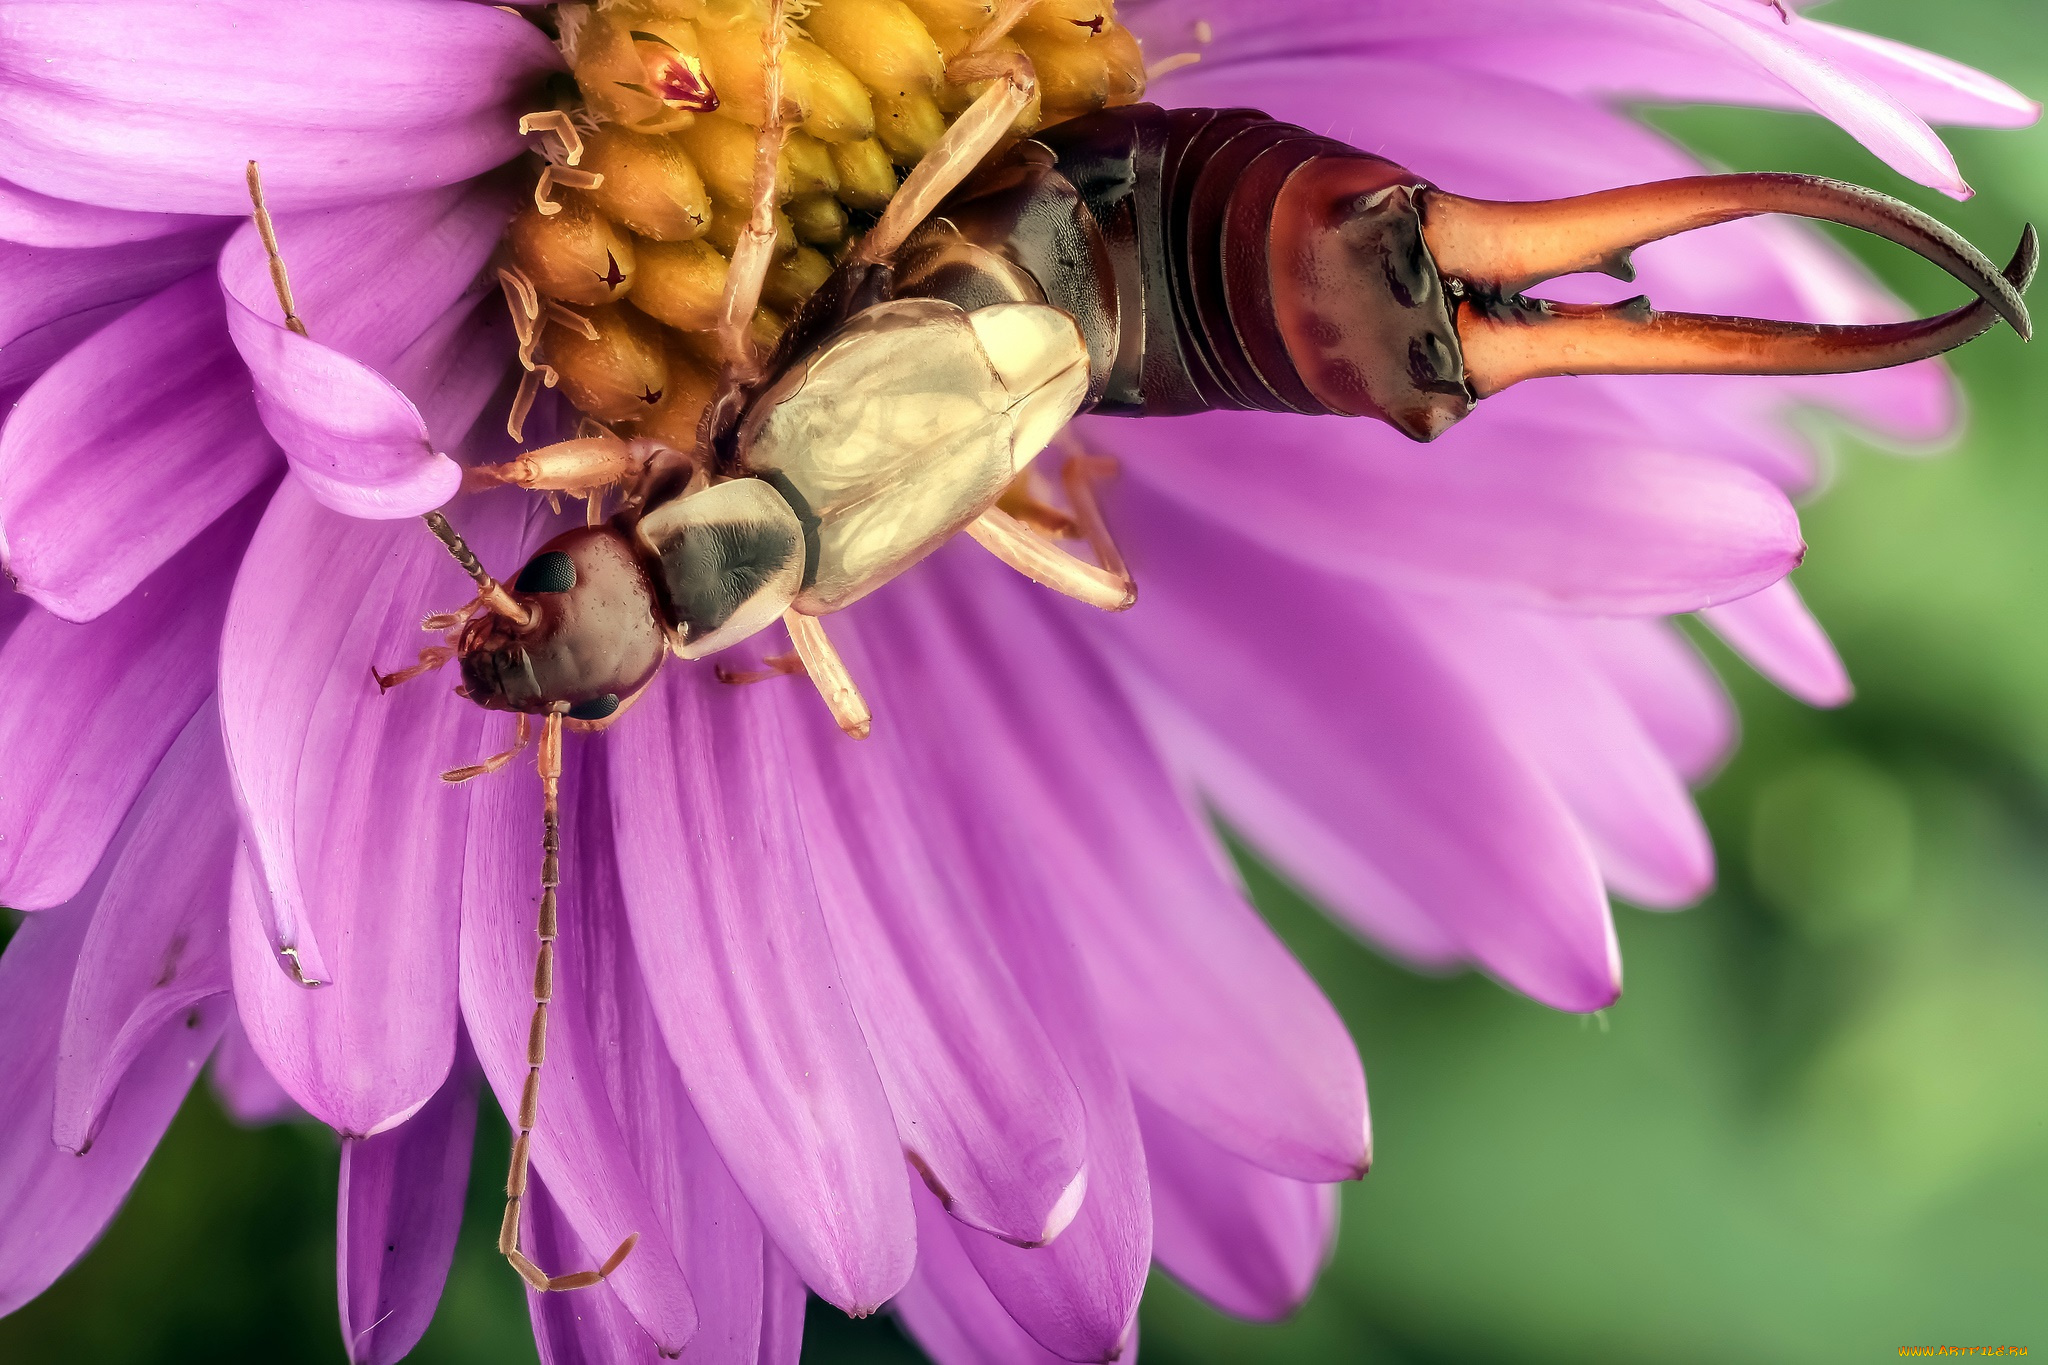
[496,708,639,1292]
[422,512,533,627]
[245,161,307,338]
[246,165,630,1289]
[244,161,532,627]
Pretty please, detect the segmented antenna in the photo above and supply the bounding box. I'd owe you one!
[422,512,533,626]
[244,161,531,628]
[244,161,308,338]
[497,709,639,1292]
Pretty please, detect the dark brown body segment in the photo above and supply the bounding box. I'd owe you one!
[879,104,1473,437]
[459,526,669,713]
[694,103,2030,474]
[709,104,1488,450]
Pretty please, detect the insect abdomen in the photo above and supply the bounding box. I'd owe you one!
[1033,105,1348,416]
[893,104,1472,436]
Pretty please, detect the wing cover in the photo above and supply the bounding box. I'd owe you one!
[739,298,1089,614]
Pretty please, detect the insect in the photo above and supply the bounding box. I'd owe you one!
[248,0,2033,1301]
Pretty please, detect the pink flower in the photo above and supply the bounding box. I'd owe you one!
[0,1,2032,1361]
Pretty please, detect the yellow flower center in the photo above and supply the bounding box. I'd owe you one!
[499,0,1148,443]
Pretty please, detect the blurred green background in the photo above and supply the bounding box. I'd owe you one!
[5,0,2045,1360]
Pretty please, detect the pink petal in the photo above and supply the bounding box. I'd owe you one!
[0,579,24,639]
[0,894,226,1314]
[214,181,517,371]
[212,186,518,519]
[1100,484,1621,1012]
[610,666,915,1313]
[0,228,227,369]
[1,271,281,620]
[1654,0,1971,196]
[1157,0,2037,133]
[1137,1093,1336,1323]
[1136,2,2014,189]
[338,1045,481,1365]
[0,489,262,909]
[524,1178,809,1365]
[221,483,523,1129]
[1792,18,2039,128]
[1701,577,1853,707]
[757,1249,808,1365]
[1121,672,1466,971]
[221,294,461,519]
[919,838,1150,1364]
[491,731,805,1362]
[894,1181,1076,1365]
[862,561,1369,1183]
[210,1016,302,1126]
[523,1175,672,1364]
[1564,618,1737,784]
[53,700,236,1154]
[0,0,560,214]
[1406,601,1715,909]
[459,735,700,1355]
[776,653,1090,1246]
[0,178,220,247]
[1103,406,1804,618]
[0,297,129,396]
[384,298,520,459]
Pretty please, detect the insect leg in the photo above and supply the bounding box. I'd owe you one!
[966,453,1137,614]
[423,599,484,633]
[855,49,1037,266]
[466,435,650,496]
[442,713,532,785]
[783,611,873,739]
[996,479,1081,537]
[371,646,456,695]
[498,710,640,1292]
[1058,452,1134,597]
[714,0,793,376]
[714,652,805,686]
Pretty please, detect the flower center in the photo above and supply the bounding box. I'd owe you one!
[498,0,1148,444]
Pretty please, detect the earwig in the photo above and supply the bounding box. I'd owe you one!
[840,105,2037,439]
[246,0,2033,1306]
[447,96,2032,748]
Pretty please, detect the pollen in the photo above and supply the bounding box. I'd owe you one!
[502,0,1147,441]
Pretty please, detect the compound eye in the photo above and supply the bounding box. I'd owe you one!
[514,551,577,595]
[566,693,621,722]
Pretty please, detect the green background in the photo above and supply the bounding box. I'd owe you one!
[4,0,2044,1359]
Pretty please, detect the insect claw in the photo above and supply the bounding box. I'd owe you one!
[1452,225,2039,398]
[1418,172,2036,398]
